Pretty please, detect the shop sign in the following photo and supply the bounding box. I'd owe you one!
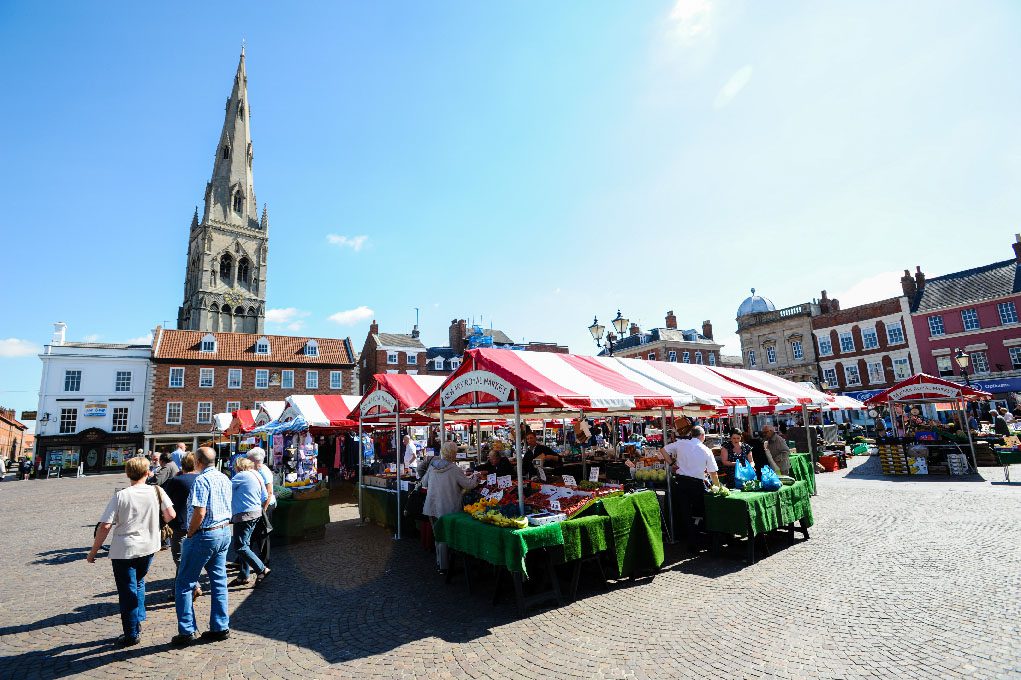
[441,370,512,406]
[969,377,1021,394]
[83,403,107,417]
[887,383,961,401]
[360,390,398,416]
[20,410,37,421]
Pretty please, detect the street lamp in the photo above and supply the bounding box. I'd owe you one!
[589,310,629,356]
[954,348,975,418]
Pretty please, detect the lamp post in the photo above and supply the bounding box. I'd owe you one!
[588,310,629,356]
[954,348,974,418]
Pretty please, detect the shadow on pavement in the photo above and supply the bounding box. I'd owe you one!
[33,547,92,565]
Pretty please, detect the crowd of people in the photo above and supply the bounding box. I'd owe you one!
[86,444,275,647]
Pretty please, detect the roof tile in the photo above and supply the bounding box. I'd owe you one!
[154,329,353,364]
[911,259,1020,313]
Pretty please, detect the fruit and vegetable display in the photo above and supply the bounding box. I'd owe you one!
[634,468,668,482]
[742,479,762,492]
[471,509,529,529]
[463,497,501,514]
[709,484,730,497]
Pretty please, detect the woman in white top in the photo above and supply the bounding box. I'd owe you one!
[88,456,175,646]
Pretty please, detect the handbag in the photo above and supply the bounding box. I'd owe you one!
[404,480,427,522]
[258,510,274,535]
[154,486,173,543]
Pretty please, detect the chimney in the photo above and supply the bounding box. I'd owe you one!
[369,320,379,336]
[1013,234,1021,262]
[830,297,840,312]
[411,324,420,339]
[52,322,67,346]
[702,320,713,340]
[819,290,830,314]
[914,266,925,292]
[629,322,640,337]
[665,310,677,329]
[449,319,467,355]
[900,270,917,297]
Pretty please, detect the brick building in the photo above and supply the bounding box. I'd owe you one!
[358,321,427,393]
[811,292,922,398]
[0,407,27,464]
[425,319,568,376]
[736,289,822,384]
[146,327,356,451]
[601,311,722,365]
[906,235,1021,408]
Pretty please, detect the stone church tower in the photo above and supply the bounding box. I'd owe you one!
[177,48,268,334]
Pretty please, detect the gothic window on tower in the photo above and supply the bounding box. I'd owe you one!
[222,145,230,159]
[219,254,233,282]
[232,190,243,214]
[238,258,250,286]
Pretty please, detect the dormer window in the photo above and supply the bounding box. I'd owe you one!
[304,339,319,357]
[200,333,217,353]
[255,337,270,355]
[434,357,444,370]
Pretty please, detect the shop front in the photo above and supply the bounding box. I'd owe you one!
[36,427,143,477]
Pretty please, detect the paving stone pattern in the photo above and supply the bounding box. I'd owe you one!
[1,457,1020,679]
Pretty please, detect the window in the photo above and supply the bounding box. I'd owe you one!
[708,353,716,366]
[861,328,878,350]
[255,337,270,354]
[839,332,855,353]
[255,369,269,389]
[406,353,417,365]
[253,402,264,410]
[201,334,216,352]
[936,356,955,378]
[791,340,803,360]
[928,315,945,337]
[823,368,838,388]
[867,362,883,384]
[228,369,242,389]
[115,371,131,392]
[238,258,250,285]
[893,357,911,380]
[111,407,129,432]
[222,145,230,160]
[196,402,212,424]
[168,367,184,388]
[886,321,905,345]
[434,358,444,370]
[232,190,243,214]
[999,302,1019,325]
[668,351,677,362]
[1010,347,1021,370]
[226,401,241,413]
[961,308,980,331]
[450,359,461,370]
[64,370,81,392]
[281,370,294,389]
[818,337,833,356]
[59,408,78,434]
[682,351,691,363]
[199,368,214,388]
[219,254,233,281]
[304,340,319,356]
[330,371,343,389]
[306,370,319,389]
[971,351,989,374]
[166,402,182,425]
[765,346,777,364]
[387,352,399,365]
[695,351,703,364]
[648,352,656,360]
[748,350,756,368]
[844,365,862,386]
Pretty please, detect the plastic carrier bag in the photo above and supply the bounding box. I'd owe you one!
[760,466,783,491]
[733,460,757,488]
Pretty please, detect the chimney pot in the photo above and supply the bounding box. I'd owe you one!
[629,322,640,336]
[914,266,926,291]
[665,310,677,329]
[900,270,917,297]
[52,322,67,346]
[1012,234,1021,262]
[702,320,714,340]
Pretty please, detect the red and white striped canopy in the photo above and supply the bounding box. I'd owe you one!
[223,409,258,435]
[616,358,779,410]
[253,401,287,426]
[863,374,991,406]
[357,374,447,420]
[284,394,360,427]
[709,366,833,406]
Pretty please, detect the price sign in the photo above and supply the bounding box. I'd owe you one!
[480,487,490,497]
[487,473,497,486]
[537,467,547,481]
[497,475,512,489]
[562,474,578,488]
[491,490,504,502]
[550,498,561,511]
[589,467,600,483]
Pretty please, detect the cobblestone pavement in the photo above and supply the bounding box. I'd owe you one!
[2,457,1020,679]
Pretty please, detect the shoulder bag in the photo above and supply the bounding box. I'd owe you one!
[154,486,173,543]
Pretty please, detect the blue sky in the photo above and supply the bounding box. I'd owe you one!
[2,1,1020,423]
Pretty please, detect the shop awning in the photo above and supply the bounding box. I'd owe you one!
[253,401,287,426]
[223,409,258,435]
[282,394,360,428]
[708,367,833,406]
[615,359,779,410]
[863,374,992,406]
[356,374,447,421]
[777,394,865,412]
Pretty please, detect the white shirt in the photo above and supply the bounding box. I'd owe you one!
[404,442,419,477]
[100,485,173,560]
[664,438,718,479]
[1004,412,1016,423]
[256,464,276,507]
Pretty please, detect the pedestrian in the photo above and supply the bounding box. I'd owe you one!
[87,456,175,646]
[19,456,31,480]
[422,441,479,574]
[994,408,1011,437]
[173,447,232,646]
[664,426,721,553]
[154,452,179,486]
[171,442,187,469]
[163,453,201,592]
[228,458,270,588]
[246,447,275,565]
[403,434,418,478]
[0,456,6,481]
[760,424,792,476]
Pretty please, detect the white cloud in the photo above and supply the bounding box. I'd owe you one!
[126,333,154,345]
[326,234,369,252]
[0,338,40,357]
[329,306,374,326]
[714,64,753,109]
[834,271,903,308]
[266,307,309,324]
[83,333,101,342]
[668,0,716,44]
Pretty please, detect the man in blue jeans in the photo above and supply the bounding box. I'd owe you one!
[172,447,233,646]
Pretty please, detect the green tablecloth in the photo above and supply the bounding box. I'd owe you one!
[588,492,665,578]
[704,481,813,537]
[560,515,609,563]
[789,453,815,494]
[995,449,1021,465]
[271,495,330,545]
[432,512,564,576]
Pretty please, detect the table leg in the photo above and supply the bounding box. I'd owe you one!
[445,551,455,585]
[570,561,582,602]
[787,523,795,546]
[512,572,526,617]
[799,517,811,540]
[546,551,563,606]
[711,532,721,556]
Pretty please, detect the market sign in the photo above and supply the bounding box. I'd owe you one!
[887,383,961,401]
[83,402,107,417]
[441,370,513,406]
[969,377,1021,394]
[20,410,37,421]
[360,390,398,416]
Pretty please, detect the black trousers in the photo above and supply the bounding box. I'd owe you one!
[254,505,273,564]
[672,475,707,551]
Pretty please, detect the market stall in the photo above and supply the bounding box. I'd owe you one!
[863,374,992,474]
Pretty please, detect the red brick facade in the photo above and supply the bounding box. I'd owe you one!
[0,407,27,462]
[358,321,426,393]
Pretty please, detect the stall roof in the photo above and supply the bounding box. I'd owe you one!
[212,412,233,434]
[224,409,258,435]
[708,367,833,406]
[616,359,779,410]
[863,374,992,406]
[283,394,359,428]
[254,401,287,425]
[357,374,447,420]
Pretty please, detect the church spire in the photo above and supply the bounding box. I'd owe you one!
[202,47,259,230]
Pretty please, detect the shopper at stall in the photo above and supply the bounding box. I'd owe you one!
[87,456,175,646]
[719,430,754,488]
[994,408,1011,436]
[760,425,792,475]
[173,447,232,646]
[663,426,720,553]
[476,448,513,476]
[228,458,269,588]
[164,454,199,573]
[422,441,479,573]
[520,431,558,472]
[246,448,275,565]
[403,435,419,478]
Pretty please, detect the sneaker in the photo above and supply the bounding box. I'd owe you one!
[200,629,230,642]
[171,632,200,647]
[116,634,140,647]
[227,577,251,587]
[253,567,271,588]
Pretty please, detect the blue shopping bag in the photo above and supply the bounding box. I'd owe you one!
[733,460,756,487]
[761,465,782,491]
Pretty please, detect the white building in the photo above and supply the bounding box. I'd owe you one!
[34,322,152,475]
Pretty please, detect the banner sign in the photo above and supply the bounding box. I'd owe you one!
[360,390,398,416]
[887,383,961,401]
[441,370,513,406]
[83,403,107,417]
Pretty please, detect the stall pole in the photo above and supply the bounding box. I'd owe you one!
[802,404,817,497]
[580,410,587,483]
[660,407,674,543]
[961,396,978,472]
[514,395,525,515]
[357,418,364,521]
[395,409,402,540]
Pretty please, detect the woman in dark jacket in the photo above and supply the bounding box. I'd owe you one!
[720,430,754,488]
[742,431,769,480]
